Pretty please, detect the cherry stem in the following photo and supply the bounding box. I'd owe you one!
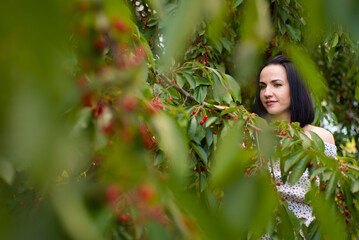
[341,163,359,172]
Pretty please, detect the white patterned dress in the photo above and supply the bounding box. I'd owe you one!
[271,142,337,226]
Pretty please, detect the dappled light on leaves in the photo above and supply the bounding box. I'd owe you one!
[1,0,359,239]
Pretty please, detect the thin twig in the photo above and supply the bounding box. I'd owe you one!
[342,164,359,172]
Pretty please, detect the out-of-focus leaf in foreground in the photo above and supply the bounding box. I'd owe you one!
[234,0,272,85]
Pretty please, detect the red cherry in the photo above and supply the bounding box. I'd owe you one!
[276,182,281,186]
[103,122,116,136]
[213,131,217,135]
[224,116,228,119]
[119,212,131,223]
[169,97,173,101]
[200,120,204,125]
[345,211,349,216]
[139,124,157,150]
[105,185,120,204]
[213,110,217,113]
[93,103,104,118]
[203,115,208,121]
[112,18,128,32]
[254,127,258,132]
[281,131,287,136]
[345,219,349,224]
[139,184,155,202]
[82,92,93,107]
[193,110,197,115]
[309,162,314,167]
[244,128,249,132]
[121,95,138,112]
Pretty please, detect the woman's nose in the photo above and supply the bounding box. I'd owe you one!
[264,86,273,97]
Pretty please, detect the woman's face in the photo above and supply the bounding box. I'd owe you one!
[259,64,291,122]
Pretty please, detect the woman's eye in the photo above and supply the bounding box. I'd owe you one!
[274,84,282,87]
[260,85,266,89]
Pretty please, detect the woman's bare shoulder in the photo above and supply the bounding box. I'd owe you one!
[302,124,335,145]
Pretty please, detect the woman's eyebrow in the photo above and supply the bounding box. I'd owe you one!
[259,79,283,84]
[271,79,283,83]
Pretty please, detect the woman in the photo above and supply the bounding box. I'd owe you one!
[253,55,337,226]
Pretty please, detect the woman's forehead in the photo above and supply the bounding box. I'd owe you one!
[260,64,288,82]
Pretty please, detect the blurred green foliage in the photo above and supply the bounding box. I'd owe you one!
[1,0,359,239]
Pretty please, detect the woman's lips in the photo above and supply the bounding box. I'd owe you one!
[266,101,277,106]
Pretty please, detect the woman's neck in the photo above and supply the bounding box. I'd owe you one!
[271,111,291,123]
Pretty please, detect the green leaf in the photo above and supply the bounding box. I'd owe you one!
[331,33,339,48]
[206,128,214,146]
[355,85,359,102]
[220,106,241,116]
[176,74,186,88]
[232,0,243,8]
[288,154,311,186]
[188,117,197,140]
[328,47,335,64]
[281,137,292,150]
[310,167,326,180]
[147,222,172,240]
[211,72,232,104]
[308,190,346,240]
[152,113,189,178]
[278,20,286,35]
[211,120,246,187]
[147,18,158,27]
[277,204,297,239]
[158,0,204,72]
[299,132,311,149]
[194,76,211,87]
[284,150,305,173]
[212,39,223,53]
[289,45,327,99]
[188,61,213,84]
[309,131,325,152]
[200,174,208,192]
[194,86,207,103]
[325,171,339,200]
[194,122,206,143]
[0,159,15,184]
[140,34,155,69]
[351,180,359,193]
[190,142,208,164]
[183,72,196,89]
[204,117,218,128]
[224,74,241,103]
[286,24,301,41]
[220,37,232,52]
[279,8,288,22]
